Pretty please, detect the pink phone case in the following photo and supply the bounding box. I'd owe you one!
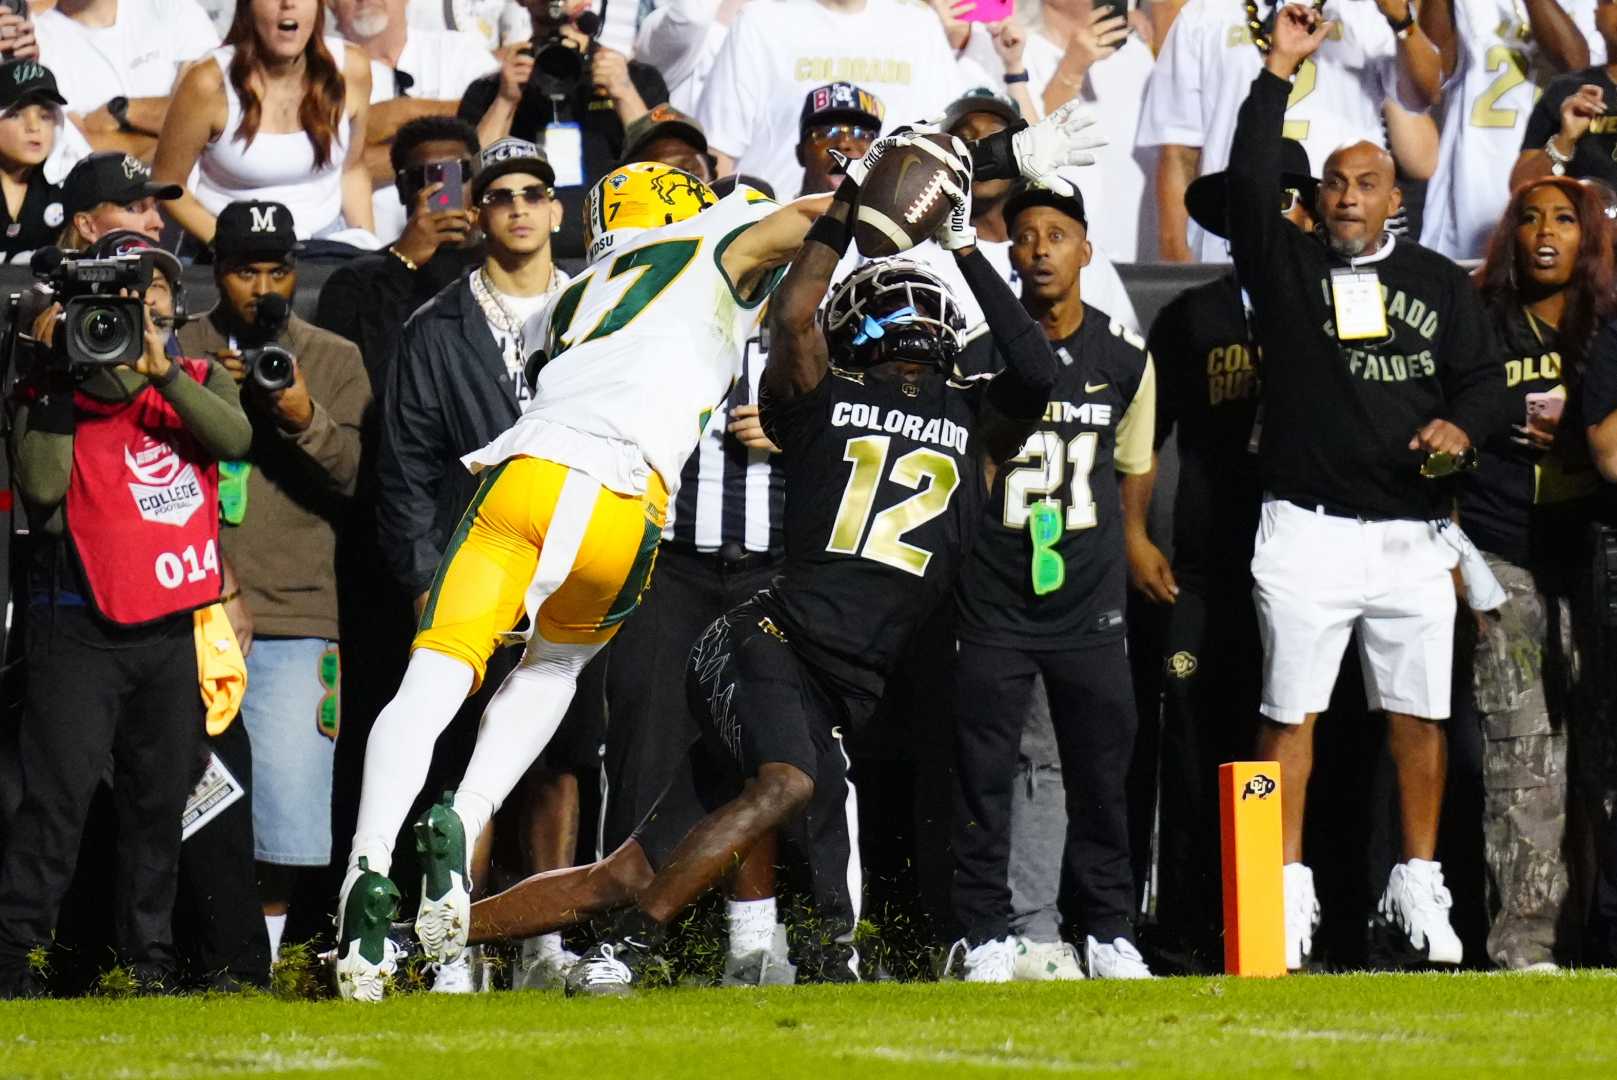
[960,0,1015,23]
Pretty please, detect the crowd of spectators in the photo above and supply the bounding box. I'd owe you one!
[2,0,1617,994]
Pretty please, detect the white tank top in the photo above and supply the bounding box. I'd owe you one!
[194,36,353,239]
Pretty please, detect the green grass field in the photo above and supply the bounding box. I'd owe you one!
[5,973,1617,1078]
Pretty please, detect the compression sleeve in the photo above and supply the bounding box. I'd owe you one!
[956,246,1055,417]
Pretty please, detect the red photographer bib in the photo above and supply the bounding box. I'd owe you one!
[66,357,223,625]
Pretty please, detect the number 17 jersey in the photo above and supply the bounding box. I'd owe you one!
[758,368,988,700]
[465,190,778,498]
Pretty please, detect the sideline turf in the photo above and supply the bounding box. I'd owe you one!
[4,973,1617,1078]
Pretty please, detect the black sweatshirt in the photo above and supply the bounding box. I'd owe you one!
[1228,70,1508,521]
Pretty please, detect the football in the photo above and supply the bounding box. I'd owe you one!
[853,133,968,259]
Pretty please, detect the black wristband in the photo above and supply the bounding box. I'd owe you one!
[1004,71,1030,84]
[1386,6,1415,33]
[969,120,1028,183]
[804,212,852,257]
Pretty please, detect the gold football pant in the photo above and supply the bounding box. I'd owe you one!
[414,457,667,690]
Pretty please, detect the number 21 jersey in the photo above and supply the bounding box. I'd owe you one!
[758,368,988,699]
[955,307,1155,651]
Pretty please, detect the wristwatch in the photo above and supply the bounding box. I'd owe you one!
[107,95,135,134]
[1545,135,1573,176]
[1386,3,1416,36]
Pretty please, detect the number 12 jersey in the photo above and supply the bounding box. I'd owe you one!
[757,368,989,700]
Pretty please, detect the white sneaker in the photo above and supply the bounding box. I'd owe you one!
[1013,938,1085,981]
[428,949,481,994]
[945,936,1016,983]
[1085,935,1154,979]
[513,938,580,991]
[721,924,797,987]
[1284,862,1321,971]
[1379,859,1463,965]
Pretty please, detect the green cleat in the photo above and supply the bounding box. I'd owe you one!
[414,794,471,965]
[334,858,401,1002]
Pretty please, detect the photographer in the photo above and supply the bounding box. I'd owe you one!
[177,200,370,959]
[0,235,251,998]
[457,0,667,259]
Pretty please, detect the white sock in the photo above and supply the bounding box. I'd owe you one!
[348,650,475,879]
[264,913,286,964]
[727,897,777,958]
[450,790,494,853]
[524,932,565,961]
[455,637,600,830]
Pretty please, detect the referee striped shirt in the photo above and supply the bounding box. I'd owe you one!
[664,326,784,553]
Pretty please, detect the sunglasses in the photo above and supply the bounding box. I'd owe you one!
[480,184,552,209]
[1419,448,1480,479]
[1029,501,1065,596]
[806,124,878,145]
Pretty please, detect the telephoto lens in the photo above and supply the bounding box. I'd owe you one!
[247,345,295,392]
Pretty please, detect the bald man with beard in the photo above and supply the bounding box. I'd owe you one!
[1224,4,1511,972]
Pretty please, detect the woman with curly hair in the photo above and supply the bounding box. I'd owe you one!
[152,0,373,244]
[1464,175,1617,970]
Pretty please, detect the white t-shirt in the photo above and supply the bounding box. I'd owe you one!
[635,0,731,115]
[35,0,220,113]
[407,0,531,50]
[469,265,571,406]
[368,29,499,243]
[1024,29,1156,262]
[1421,0,1604,259]
[1137,0,1409,263]
[695,0,968,197]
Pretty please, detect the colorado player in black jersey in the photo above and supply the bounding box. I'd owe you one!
[948,182,1156,982]
[434,114,1102,993]
[1140,141,1319,968]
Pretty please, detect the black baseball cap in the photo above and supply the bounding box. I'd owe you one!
[943,88,1020,135]
[1003,181,1087,232]
[470,137,555,203]
[90,228,183,286]
[799,82,885,140]
[0,59,67,112]
[621,104,708,165]
[62,152,183,218]
[1185,138,1319,239]
[213,200,302,261]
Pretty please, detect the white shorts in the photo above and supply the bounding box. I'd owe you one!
[1252,498,1459,724]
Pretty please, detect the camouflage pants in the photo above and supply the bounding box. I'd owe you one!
[1473,554,1617,968]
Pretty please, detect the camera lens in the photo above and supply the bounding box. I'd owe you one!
[250,345,296,392]
[71,302,136,363]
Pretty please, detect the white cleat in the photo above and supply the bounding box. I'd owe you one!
[428,950,481,994]
[334,935,401,1003]
[1379,859,1464,966]
[1085,936,1155,979]
[947,936,1017,983]
[413,798,472,965]
[1013,937,1085,981]
[513,939,581,992]
[1284,862,1321,971]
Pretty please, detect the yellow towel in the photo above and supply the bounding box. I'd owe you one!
[194,603,247,735]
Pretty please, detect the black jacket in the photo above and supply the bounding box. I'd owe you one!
[1228,70,1508,521]
[378,273,521,597]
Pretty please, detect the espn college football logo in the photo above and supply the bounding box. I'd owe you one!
[1241,774,1277,801]
[124,434,204,527]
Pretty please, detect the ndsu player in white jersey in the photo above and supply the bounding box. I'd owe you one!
[334,160,827,1002]
[1420,0,1604,259]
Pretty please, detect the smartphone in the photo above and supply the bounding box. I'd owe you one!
[1093,0,1130,26]
[1526,391,1565,429]
[958,0,1015,23]
[424,160,465,212]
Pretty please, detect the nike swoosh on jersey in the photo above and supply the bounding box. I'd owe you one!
[1084,382,1109,393]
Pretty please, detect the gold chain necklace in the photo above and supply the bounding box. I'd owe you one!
[1244,0,1328,55]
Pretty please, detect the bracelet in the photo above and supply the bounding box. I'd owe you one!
[1004,71,1030,84]
[219,589,241,604]
[1545,135,1574,165]
[389,246,419,272]
[1386,6,1416,35]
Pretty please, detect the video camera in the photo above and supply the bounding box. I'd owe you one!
[526,0,604,92]
[7,247,151,372]
[239,293,296,393]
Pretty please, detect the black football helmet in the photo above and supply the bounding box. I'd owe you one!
[823,259,965,371]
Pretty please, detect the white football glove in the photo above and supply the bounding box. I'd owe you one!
[1011,101,1107,196]
[829,132,914,187]
[934,138,975,252]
